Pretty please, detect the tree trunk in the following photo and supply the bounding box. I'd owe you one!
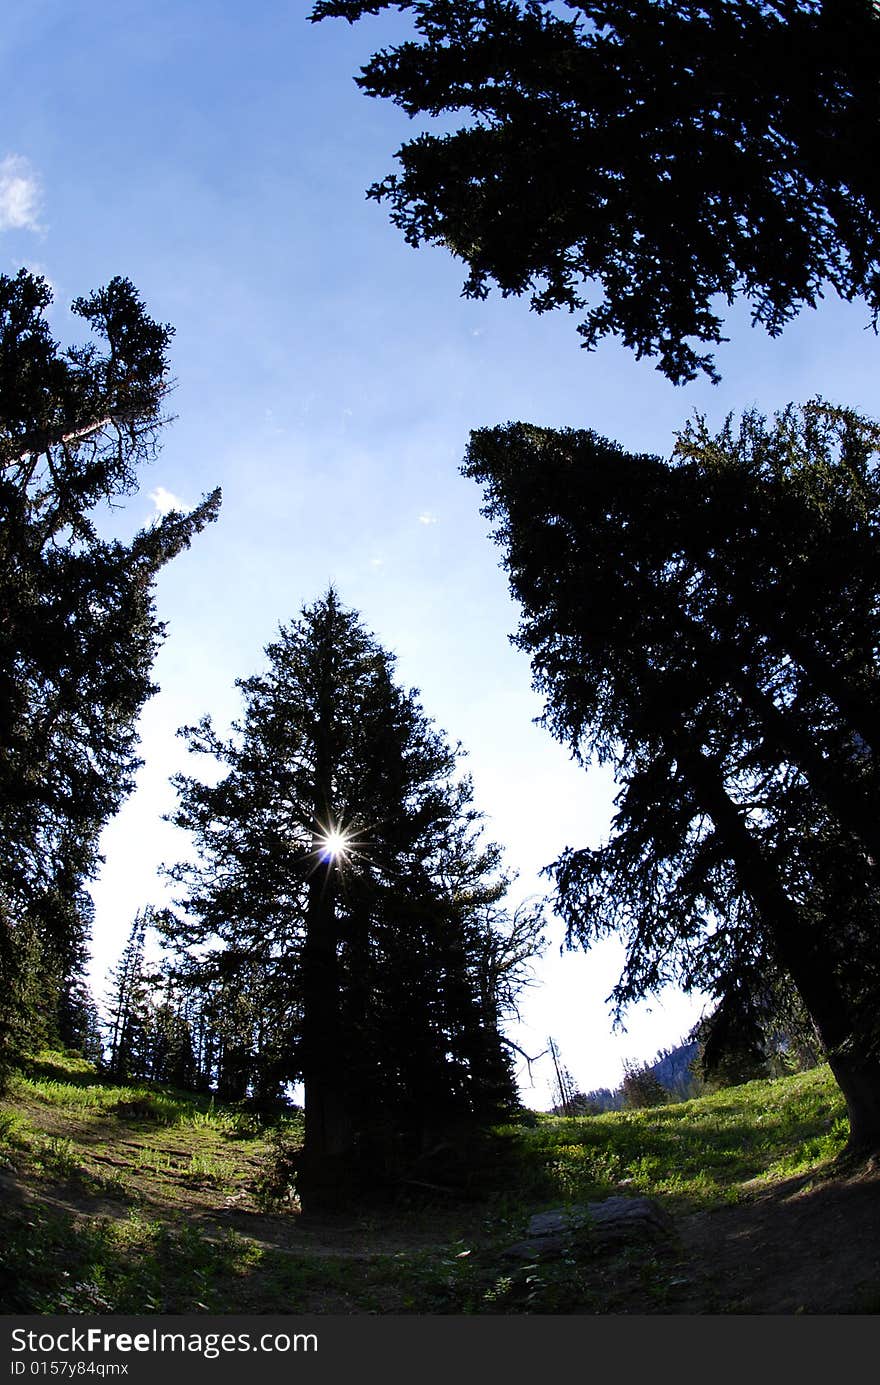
[677,735,880,1156]
[762,927,880,1155]
[827,1051,880,1153]
[671,599,880,865]
[298,849,354,1212]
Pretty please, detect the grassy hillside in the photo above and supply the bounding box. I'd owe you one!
[0,1050,869,1314]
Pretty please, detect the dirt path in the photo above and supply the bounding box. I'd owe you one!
[5,1157,880,1312]
[0,1164,481,1263]
[664,1162,880,1313]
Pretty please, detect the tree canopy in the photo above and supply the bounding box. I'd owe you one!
[162,590,534,1206]
[0,269,220,1075]
[463,400,880,1150]
[311,0,880,382]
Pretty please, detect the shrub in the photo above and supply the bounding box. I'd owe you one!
[619,1060,670,1110]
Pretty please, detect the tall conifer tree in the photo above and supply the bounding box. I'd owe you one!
[164,591,522,1208]
[463,401,880,1152]
[0,270,220,1079]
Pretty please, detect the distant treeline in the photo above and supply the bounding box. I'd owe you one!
[553,1004,825,1117]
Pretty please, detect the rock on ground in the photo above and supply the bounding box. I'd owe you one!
[502,1195,673,1261]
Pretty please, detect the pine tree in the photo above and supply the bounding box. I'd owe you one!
[105,911,155,1080]
[619,1059,670,1111]
[163,590,521,1207]
[463,401,880,1153]
[148,986,197,1090]
[0,269,220,1077]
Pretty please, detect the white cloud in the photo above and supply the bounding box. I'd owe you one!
[418,511,439,526]
[150,485,188,516]
[0,155,43,233]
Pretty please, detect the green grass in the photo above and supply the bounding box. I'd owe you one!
[506,1064,848,1213]
[0,1051,852,1314]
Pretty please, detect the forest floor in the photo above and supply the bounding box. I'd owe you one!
[667,1158,880,1313]
[1,1054,878,1315]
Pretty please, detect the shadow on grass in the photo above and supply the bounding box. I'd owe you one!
[0,1195,406,1315]
[506,1069,848,1213]
[20,1053,111,1088]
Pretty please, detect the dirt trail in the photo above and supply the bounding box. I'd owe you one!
[4,1157,880,1311]
[0,1163,476,1263]
[655,1161,880,1313]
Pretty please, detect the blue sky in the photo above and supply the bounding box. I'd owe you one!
[4,0,879,1106]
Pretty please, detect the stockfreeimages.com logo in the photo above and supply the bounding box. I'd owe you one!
[10,1328,317,1363]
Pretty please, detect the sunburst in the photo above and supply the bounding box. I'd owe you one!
[311,818,370,867]
[318,827,352,862]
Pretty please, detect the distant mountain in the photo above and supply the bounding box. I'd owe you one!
[551,1037,701,1115]
[646,1040,700,1098]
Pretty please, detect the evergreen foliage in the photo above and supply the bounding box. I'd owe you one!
[105,911,156,1081]
[162,590,533,1206]
[696,973,822,1089]
[311,0,880,383]
[463,400,880,1151]
[0,269,220,1084]
[619,1058,671,1110]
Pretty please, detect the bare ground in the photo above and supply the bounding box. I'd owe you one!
[665,1160,880,1313]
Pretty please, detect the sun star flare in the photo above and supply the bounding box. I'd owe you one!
[317,824,355,863]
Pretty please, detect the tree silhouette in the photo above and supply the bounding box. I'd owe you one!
[0,270,220,1079]
[164,591,524,1207]
[105,911,155,1080]
[464,400,880,1152]
[312,0,880,382]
